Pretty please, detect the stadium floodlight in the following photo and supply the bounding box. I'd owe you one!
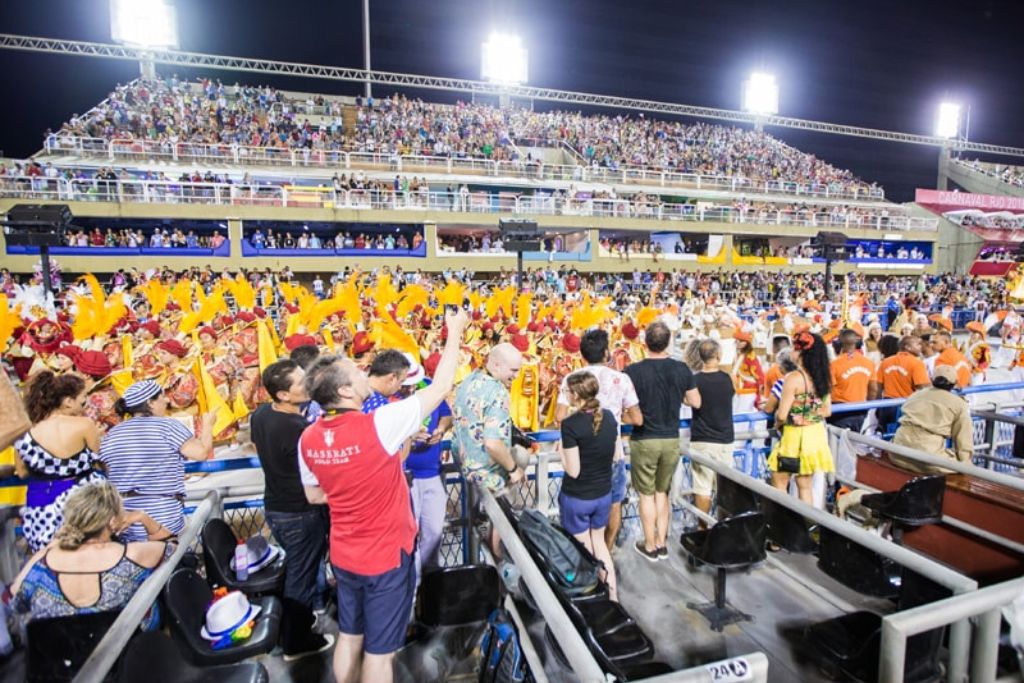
[481,33,528,85]
[936,101,961,139]
[742,72,779,116]
[109,0,179,49]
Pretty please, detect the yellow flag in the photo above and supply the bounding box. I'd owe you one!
[256,319,278,373]
[231,391,250,421]
[323,328,336,352]
[193,360,234,437]
[110,369,134,397]
[121,335,134,368]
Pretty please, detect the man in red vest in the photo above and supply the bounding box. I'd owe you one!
[299,308,469,683]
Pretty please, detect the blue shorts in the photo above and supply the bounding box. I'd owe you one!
[559,491,612,534]
[610,459,628,504]
[332,549,416,654]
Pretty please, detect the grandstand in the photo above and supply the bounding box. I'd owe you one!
[1,76,946,276]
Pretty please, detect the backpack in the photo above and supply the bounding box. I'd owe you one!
[517,509,601,597]
[479,608,529,683]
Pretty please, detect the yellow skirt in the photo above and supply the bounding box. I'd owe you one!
[767,422,834,475]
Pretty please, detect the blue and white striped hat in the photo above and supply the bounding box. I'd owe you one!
[122,380,162,408]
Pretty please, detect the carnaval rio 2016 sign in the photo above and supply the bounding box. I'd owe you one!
[915,189,1024,212]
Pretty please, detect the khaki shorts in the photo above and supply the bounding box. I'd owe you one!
[629,437,681,495]
[688,442,735,497]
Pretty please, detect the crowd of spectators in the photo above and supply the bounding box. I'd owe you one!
[249,227,423,251]
[957,158,1024,189]
[63,227,225,250]
[45,77,881,195]
[948,211,1024,230]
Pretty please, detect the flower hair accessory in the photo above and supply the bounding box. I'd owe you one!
[794,331,815,351]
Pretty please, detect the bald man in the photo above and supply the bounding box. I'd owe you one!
[452,343,526,492]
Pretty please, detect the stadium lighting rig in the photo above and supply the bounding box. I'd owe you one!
[110,0,178,78]
[935,101,962,139]
[742,72,779,117]
[482,32,528,86]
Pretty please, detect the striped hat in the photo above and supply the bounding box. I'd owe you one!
[123,380,162,408]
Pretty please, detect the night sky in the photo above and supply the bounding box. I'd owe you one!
[1,0,1022,202]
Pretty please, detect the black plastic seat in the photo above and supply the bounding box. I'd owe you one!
[679,511,767,631]
[26,609,122,682]
[762,498,817,553]
[120,631,269,683]
[714,473,761,520]
[162,568,282,666]
[805,569,950,683]
[862,475,946,544]
[818,526,900,598]
[202,519,285,595]
[417,565,500,626]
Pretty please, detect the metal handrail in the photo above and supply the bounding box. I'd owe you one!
[879,575,1024,683]
[41,133,885,202]
[73,489,222,682]
[477,486,607,683]
[0,174,937,230]
[682,447,977,683]
[834,427,1024,493]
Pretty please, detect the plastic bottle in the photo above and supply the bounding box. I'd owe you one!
[499,560,520,597]
[234,540,249,582]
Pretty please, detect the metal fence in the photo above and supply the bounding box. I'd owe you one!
[0,174,938,230]
[43,134,886,202]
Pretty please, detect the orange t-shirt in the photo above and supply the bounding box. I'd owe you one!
[764,363,783,397]
[935,347,971,388]
[875,352,930,398]
[830,352,874,403]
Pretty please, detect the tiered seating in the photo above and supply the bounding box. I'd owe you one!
[45,77,882,198]
[502,503,671,680]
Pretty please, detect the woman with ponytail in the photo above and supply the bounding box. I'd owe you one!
[13,370,106,551]
[11,482,173,626]
[559,372,620,600]
[767,331,834,505]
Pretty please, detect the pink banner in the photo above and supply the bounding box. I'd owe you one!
[916,189,1024,212]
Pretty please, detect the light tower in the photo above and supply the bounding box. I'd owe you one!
[109,0,179,79]
[935,101,961,191]
[481,32,528,108]
[742,72,779,131]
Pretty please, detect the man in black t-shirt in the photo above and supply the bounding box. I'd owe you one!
[250,359,334,659]
[624,322,701,561]
[689,340,736,515]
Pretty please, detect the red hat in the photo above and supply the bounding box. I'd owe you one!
[562,332,581,354]
[422,352,441,378]
[75,350,113,379]
[164,303,181,312]
[215,314,235,328]
[527,320,539,333]
[621,321,639,340]
[506,324,520,335]
[156,339,189,358]
[55,344,82,361]
[139,320,161,337]
[482,321,494,332]
[352,331,374,355]
[734,329,752,343]
[57,310,71,324]
[236,311,256,323]
[198,326,217,340]
[471,310,482,321]
[284,333,318,351]
[419,314,432,329]
[511,333,529,353]
[253,307,268,318]
[283,303,300,314]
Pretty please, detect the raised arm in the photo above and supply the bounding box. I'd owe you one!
[415,309,469,422]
